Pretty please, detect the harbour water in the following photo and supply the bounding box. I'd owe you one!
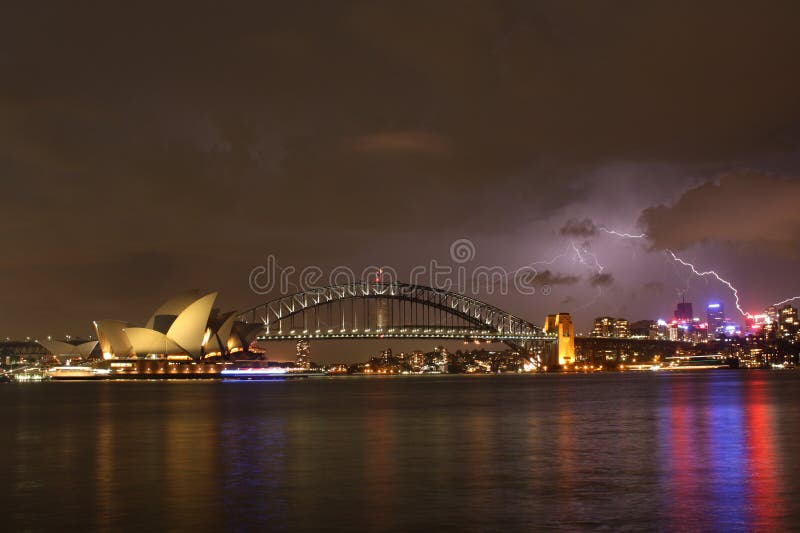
[1,370,799,531]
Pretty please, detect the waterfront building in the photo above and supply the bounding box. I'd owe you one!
[94,291,260,360]
[39,339,98,360]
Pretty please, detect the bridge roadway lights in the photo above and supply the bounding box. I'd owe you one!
[256,332,556,344]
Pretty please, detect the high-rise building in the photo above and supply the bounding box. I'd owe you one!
[706,303,725,337]
[613,318,630,338]
[763,305,778,336]
[591,316,628,338]
[767,305,778,323]
[592,316,615,337]
[779,305,799,337]
[629,320,661,339]
[668,324,679,341]
[674,300,693,321]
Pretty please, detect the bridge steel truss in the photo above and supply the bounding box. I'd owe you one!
[237,282,555,355]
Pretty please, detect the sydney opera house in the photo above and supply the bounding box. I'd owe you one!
[38,339,98,360]
[93,291,261,360]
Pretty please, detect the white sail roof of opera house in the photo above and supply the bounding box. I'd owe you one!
[92,291,257,360]
[123,328,186,357]
[39,339,98,358]
[161,292,217,358]
[145,289,201,331]
[94,319,133,358]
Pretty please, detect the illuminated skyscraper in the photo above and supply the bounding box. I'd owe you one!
[779,305,799,338]
[706,303,725,337]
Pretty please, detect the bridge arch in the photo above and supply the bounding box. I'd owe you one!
[236,282,554,355]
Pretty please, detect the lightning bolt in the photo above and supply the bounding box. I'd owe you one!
[600,226,747,315]
[570,241,604,274]
[505,241,607,308]
[568,240,607,309]
[597,224,800,315]
[665,250,745,316]
[773,295,800,307]
[598,227,646,239]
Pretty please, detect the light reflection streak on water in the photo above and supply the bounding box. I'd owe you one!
[745,376,784,530]
[707,377,747,530]
[659,374,786,531]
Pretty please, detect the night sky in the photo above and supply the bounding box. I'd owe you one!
[3,2,800,360]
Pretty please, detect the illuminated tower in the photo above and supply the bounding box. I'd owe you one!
[296,340,311,369]
[544,313,574,367]
[706,303,725,338]
[675,299,693,321]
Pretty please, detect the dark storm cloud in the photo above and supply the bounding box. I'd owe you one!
[0,251,183,334]
[640,172,800,252]
[345,131,452,156]
[559,218,598,238]
[589,273,615,288]
[535,270,580,286]
[2,0,800,341]
[641,281,666,295]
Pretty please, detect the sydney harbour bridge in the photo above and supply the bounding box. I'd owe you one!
[236,281,558,365]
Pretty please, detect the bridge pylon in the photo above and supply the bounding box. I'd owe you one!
[543,313,575,368]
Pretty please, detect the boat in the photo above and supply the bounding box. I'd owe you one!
[220,367,322,380]
[0,374,11,383]
[657,355,731,370]
[47,367,111,380]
